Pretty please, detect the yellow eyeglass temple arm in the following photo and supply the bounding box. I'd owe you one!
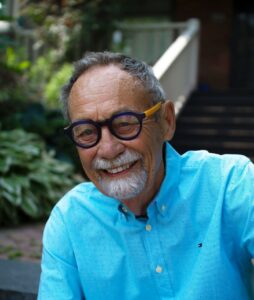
[144,102,162,118]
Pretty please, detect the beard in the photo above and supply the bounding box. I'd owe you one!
[92,149,148,200]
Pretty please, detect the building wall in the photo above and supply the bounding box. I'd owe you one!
[174,0,233,90]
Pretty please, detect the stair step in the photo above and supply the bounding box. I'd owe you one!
[173,91,254,163]
[177,116,254,125]
[188,96,254,106]
[173,129,254,140]
[191,94,254,100]
[190,90,254,104]
[192,89,254,97]
[180,106,254,116]
[176,123,253,131]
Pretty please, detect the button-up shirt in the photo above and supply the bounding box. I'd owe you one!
[38,143,254,299]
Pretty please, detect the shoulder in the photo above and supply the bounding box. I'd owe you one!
[178,149,253,208]
[55,181,96,212]
[180,150,254,251]
[182,151,254,207]
[181,149,251,177]
[181,148,250,165]
[42,182,95,246]
[43,180,119,244]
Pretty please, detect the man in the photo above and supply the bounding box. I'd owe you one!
[38,51,254,300]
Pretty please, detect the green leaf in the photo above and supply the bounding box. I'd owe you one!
[18,60,31,70]
[0,175,29,205]
[21,190,41,217]
[0,128,81,225]
[0,156,12,173]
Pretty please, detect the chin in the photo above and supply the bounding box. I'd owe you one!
[98,168,147,200]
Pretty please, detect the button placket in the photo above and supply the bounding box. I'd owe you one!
[141,217,174,298]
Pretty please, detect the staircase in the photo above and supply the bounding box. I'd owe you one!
[171,90,254,162]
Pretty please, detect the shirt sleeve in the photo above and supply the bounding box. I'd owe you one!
[226,158,254,259]
[240,161,254,258]
[38,207,84,300]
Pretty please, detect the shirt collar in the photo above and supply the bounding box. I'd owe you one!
[88,142,181,221]
[147,142,181,218]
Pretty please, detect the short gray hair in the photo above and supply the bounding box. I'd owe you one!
[60,51,166,120]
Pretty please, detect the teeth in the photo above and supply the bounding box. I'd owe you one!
[106,163,131,174]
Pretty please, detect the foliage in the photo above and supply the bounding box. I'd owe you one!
[0,129,81,226]
[44,63,73,108]
[26,54,53,103]
[0,48,77,170]
[0,1,125,107]
[26,52,73,108]
[0,47,31,102]
[0,100,82,174]
[19,0,123,60]
[4,47,30,72]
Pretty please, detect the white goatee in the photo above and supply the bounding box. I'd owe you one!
[92,149,147,200]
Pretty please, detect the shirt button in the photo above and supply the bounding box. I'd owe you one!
[122,206,128,213]
[145,224,152,231]
[155,265,163,273]
[161,205,167,212]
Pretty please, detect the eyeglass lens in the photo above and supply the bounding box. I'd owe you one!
[73,123,98,147]
[72,113,141,147]
[112,114,140,138]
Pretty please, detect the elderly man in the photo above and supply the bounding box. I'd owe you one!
[38,51,254,300]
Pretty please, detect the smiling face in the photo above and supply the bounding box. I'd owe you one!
[69,64,175,214]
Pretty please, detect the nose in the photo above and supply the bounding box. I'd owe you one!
[97,127,125,159]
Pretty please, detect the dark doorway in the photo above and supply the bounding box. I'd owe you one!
[230,1,254,88]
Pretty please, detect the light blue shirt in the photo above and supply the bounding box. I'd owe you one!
[38,143,254,300]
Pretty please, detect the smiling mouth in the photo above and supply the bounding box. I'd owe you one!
[103,160,138,176]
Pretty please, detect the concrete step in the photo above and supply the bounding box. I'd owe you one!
[180,105,254,116]
[173,91,254,163]
[190,96,254,105]
[173,139,254,151]
[175,126,254,141]
[177,116,254,126]
[0,259,40,299]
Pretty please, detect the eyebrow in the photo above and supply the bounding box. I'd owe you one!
[72,106,142,123]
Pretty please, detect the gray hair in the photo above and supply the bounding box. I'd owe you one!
[60,51,166,120]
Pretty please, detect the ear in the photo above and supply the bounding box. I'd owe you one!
[160,100,176,141]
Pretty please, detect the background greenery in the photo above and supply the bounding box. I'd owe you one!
[0,0,171,226]
[0,129,81,226]
[0,0,119,226]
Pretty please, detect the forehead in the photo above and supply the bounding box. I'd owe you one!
[68,64,150,121]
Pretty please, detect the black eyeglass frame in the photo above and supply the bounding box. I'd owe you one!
[64,102,162,149]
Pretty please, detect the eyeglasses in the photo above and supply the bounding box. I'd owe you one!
[64,102,162,149]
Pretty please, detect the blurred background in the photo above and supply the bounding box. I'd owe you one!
[0,1,254,298]
[0,0,253,261]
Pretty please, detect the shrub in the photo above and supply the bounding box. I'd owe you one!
[44,63,73,108]
[0,100,83,175]
[0,129,82,226]
[0,47,31,102]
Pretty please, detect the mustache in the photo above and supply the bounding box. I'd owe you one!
[92,149,142,170]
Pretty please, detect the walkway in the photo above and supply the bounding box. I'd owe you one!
[0,223,45,263]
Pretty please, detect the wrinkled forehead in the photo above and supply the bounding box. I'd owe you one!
[68,65,151,121]
[72,64,145,96]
